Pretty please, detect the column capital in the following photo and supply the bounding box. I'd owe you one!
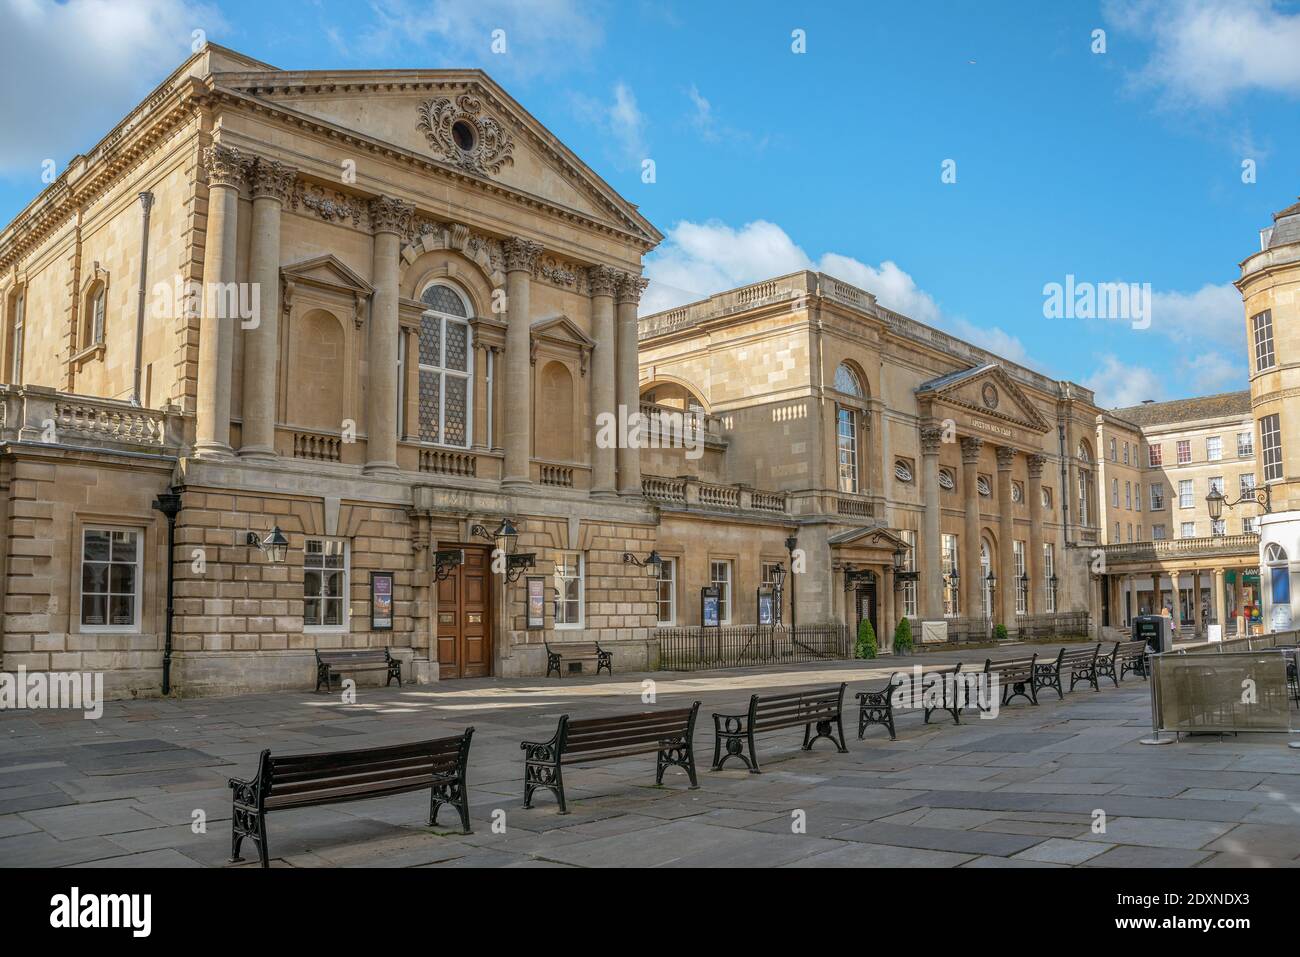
[920,426,944,455]
[503,237,543,273]
[995,445,1017,471]
[248,157,297,203]
[616,272,649,306]
[202,143,247,189]
[1026,453,1047,478]
[960,435,984,464]
[586,264,618,298]
[369,195,415,236]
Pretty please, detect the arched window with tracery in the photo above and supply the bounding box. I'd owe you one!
[415,283,473,447]
[833,362,866,494]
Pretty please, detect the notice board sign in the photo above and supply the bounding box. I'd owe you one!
[370,572,394,630]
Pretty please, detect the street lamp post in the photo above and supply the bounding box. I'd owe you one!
[784,534,798,629]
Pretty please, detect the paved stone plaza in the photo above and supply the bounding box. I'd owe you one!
[3,644,1299,868]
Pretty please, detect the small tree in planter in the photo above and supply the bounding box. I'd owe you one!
[855,619,878,659]
[894,617,914,655]
[993,623,1009,642]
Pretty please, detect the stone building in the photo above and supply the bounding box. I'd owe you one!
[0,44,667,695]
[1239,196,1300,631]
[1093,393,1262,635]
[637,271,1104,646]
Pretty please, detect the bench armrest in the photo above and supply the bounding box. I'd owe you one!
[711,709,749,732]
[521,718,565,762]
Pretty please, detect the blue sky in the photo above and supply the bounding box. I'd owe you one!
[3,0,1299,406]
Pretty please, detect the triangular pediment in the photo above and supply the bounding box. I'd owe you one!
[281,254,373,296]
[828,523,910,550]
[531,314,595,350]
[916,363,1051,433]
[216,65,660,247]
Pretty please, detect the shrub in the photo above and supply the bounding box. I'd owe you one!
[894,617,914,655]
[855,619,878,659]
[993,623,1009,642]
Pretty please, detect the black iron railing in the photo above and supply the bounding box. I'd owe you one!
[655,623,851,672]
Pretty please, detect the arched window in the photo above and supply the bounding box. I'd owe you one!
[834,363,863,397]
[1266,543,1288,564]
[416,283,473,448]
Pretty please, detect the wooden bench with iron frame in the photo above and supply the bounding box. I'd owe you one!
[521,703,699,813]
[856,664,964,741]
[544,640,612,678]
[228,728,473,868]
[1097,639,1149,687]
[314,648,402,693]
[1035,643,1103,698]
[712,683,848,773]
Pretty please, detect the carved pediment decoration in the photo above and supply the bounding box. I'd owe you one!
[915,363,1051,434]
[289,182,366,228]
[530,314,595,376]
[417,93,515,176]
[400,217,505,287]
[280,255,374,328]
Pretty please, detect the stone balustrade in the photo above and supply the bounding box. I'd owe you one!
[1100,533,1260,565]
[0,385,182,451]
[641,473,789,516]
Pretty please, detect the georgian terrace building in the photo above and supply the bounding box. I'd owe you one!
[0,44,668,695]
[1093,392,1263,636]
[637,271,1105,646]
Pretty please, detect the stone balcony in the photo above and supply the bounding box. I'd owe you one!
[1099,532,1260,566]
[641,474,788,516]
[0,385,184,454]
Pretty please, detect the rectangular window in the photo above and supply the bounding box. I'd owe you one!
[1178,479,1194,508]
[1238,431,1254,458]
[1013,540,1026,616]
[1137,524,1143,541]
[1123,442,1130,465]
[1109,438,1117,461]
[899,529,917,618]
[1180,521,1196,538]
[417,304,473,449]
[1243,517,1258,534]
[1211,518,1226,537]
[1148,443,1162,467]
[1114,521,1121,542]
[10,291,24,383]
[1127,523,1133,543]
[710,560,732,624]
[942,534,959,617]
[91,289,106,345]
[656,557,676,625]
[1261,414,1283,482]
[1150,483,1164,510]
[1208,476,1224,497]
[836,407,858,494]
[1240,473,1256,496]
[1112,478,1119,508]
[1177,440,1191,465]
[1252,309,1276,372]
[80,527,141,631]
[1043,543,1056,614]
[304,539,348,630]
[1206,436,1222,462]
[554,553,584,627]
[1152,524,1167,541]
[1124,481,1132,510]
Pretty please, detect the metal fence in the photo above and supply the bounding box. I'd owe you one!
[655,623,851,672]
[1014,612,1091,640]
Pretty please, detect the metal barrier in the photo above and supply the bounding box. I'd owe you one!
[1142,631,1300,745]
[656,624,850,672]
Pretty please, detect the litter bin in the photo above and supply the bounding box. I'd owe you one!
[1132,614,1172,654]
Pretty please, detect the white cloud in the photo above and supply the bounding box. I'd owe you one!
[0,0,222,172]
[1150,282,1243,346]
[642,218,1036,366]
[355,0,602,77]
[1084,354,1168,407]
[687,84,717,140]
[572,81,647,169]
[1105,0,1300,106]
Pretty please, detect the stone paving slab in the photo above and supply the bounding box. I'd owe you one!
[3,652,1300,867]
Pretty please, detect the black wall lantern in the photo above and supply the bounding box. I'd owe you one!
[246,526,289,563]
[1207,485,1271,520]
[623,550,664,577]
[471,518,534,582]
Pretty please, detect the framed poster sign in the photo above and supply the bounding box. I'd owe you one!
[370,572,394,630]
[757,586,774,626]
[526,576,546,630]
[701,585,720,628]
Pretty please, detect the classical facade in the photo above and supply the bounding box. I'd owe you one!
[1094,393,1262,635]
[1239,196,1300,631]
[0,45,666,695]
[637,271,1104,647]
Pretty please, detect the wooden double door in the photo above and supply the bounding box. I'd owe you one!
[435,544,493,678]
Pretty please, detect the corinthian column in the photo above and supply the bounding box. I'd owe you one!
[616,272,647,497]
[960,436,984,618]
[1027,454,1047,614]
[502,237,542,488]
[239,157,295,460]
[365,195,413,475]
[996,445,1017,629]
[195,144,245,458]
[587,266,617,499]
[920,426,944,618]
